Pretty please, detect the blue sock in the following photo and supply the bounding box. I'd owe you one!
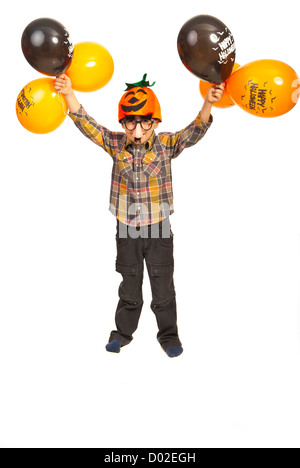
[165,346,183,358]
[106,340,122,353]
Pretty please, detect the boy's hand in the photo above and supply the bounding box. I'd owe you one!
[54,74,73,96]
[200,82,225,122]
[205,83,225,104]
[54,74,80,113]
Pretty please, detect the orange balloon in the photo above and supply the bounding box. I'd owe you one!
[226,59,300,118]
[16,78,67,134]
[66,42,114,92]
[199,63,240,108]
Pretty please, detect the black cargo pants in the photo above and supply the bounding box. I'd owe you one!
[109,219,182,350]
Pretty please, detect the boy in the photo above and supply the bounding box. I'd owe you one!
[54,73,224,357]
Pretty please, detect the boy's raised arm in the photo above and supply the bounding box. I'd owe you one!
[200,83,225,122]
[55,74,81,114]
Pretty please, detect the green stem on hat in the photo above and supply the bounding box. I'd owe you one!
[124,73,156,91]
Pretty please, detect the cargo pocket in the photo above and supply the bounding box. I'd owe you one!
[149,262,174,277]
[116,263,138,276]
[148,262,175,308]
[116,262,140,305]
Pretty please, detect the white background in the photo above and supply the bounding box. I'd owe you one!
[0,0,300,448]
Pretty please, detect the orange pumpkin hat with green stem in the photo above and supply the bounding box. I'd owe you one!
[118,73,162,122]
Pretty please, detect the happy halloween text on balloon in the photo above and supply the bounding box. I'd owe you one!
[217,33,236,64]
[249,83,268,111]
[17,88,34,113]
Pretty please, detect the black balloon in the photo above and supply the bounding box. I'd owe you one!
[177,15,236,84]
[21,18,73,76]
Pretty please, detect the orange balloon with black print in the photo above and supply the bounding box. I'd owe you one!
[226,59,300,117]
[199,63,240,108]
[66,42,114,92]
[16,78,67,134]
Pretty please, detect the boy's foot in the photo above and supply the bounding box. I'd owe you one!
[106,340,122,353]
[165,346,183,358]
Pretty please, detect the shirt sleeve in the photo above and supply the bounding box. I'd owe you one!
[68,105,126,157]
[159,112,213,159]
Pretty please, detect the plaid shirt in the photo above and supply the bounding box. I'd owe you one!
[69,106,213,226]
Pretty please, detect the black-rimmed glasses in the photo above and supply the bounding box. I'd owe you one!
[123,118,153,131]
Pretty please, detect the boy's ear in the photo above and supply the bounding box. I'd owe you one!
[153,120,160,129]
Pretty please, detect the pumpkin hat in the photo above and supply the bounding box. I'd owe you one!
[118,73,162,122]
